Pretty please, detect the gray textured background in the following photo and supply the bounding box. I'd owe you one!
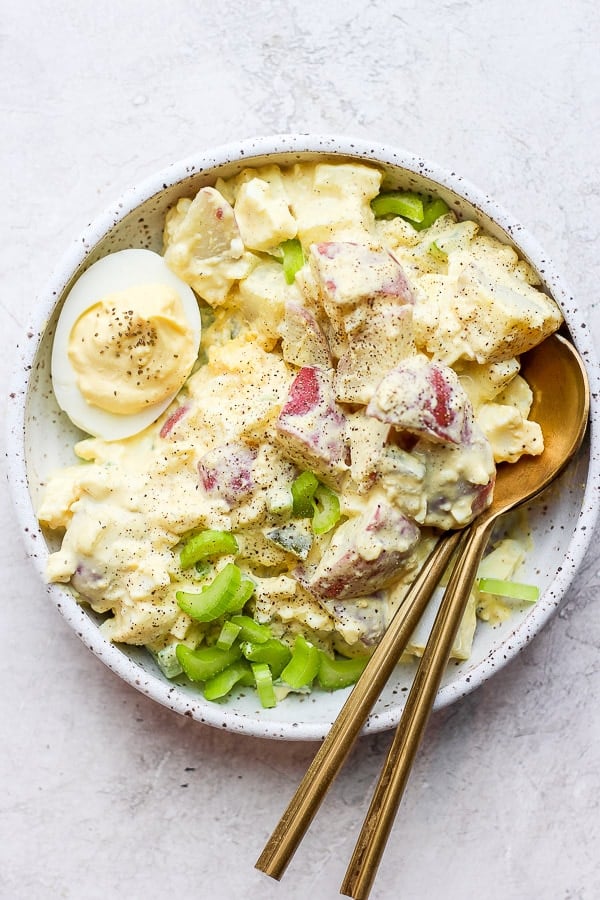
[2,2,599,898]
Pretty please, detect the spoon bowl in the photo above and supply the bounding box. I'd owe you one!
[488,333,590,518]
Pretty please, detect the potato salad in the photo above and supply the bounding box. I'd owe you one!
[38,160,563,706]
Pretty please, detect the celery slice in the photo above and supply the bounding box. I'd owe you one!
[240,639,292,679]
[291,471,319,518]
[281,635,320,689]
[252,663,277,708]
[311,484,341,535]
[477,577,539,603]
[428,240,448,263]
[317,651,369,691]
[152,643,183,679]
[279,238,305,284]
[216,619,242,650]
[412,197,450,231]
[371,191,424,222]
[225,577,255,613]
[176,643,242,682]
[203,660,252,700]
[176,563,242,621]
[180,530,238,569]
[230,615,271,644]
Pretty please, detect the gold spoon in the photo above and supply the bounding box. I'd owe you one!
[256,333,590,892]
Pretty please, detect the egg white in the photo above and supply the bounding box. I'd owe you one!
[51,248,201,441]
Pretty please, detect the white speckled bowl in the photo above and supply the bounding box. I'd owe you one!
[6,135,600,740]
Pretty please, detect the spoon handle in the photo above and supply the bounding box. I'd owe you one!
[340,516,495,900]
[255,529,463,881]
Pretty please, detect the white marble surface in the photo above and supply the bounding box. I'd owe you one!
[2,2,600,898]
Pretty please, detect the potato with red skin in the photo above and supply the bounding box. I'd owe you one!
[198,442,257,507]
[275,366,348,489]
[307,241,414,358]
[159,404,189,439]
[367,356,475,445]
[302,495,420,602]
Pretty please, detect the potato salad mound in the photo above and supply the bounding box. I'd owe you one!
[38,161,563,706]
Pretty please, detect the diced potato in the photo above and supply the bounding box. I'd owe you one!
[236,261,301,349]
[346,411,390,493]
[457,358,521,409]
[367,356,475,445]
[234,178,297,252]
[308,241,414,359]
[280,301,332,369]
[163,187,256,304]
[283,162,381,245]
[304,493,420,602]
[335,301,416,404]
[413,249,563,365]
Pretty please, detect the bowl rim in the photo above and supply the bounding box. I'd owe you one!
[6,132,600,740]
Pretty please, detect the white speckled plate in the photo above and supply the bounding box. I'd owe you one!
[6,135,600,740]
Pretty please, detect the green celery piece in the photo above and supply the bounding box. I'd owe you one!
[371,191,424,222]
[311,484,341,535]
[180,530,238,569]
[216,619,243,650]
[238,667,256,687]
[317,651,369,691]
[252,663,277,708]
[240,639,292,679]
[176,563,242,622]
[279,238,305,284]
[281,635,320,689]
[226,577,255,613]
[230,615,272,644]
[412,197,450,231]
[203,660,253,700]
[477,577,539,603]
[176,643,242,682]
[291,471,319,518]
[152,643,184,679]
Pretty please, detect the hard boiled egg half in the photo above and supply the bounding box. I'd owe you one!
[51,248,201,441]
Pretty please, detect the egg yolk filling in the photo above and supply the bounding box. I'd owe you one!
[68,283,196,414]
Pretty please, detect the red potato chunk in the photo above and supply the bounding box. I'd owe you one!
[198,442,257,506]
[166,186,243,260]
[303,495,420,602]
[366,357,497,529]
[308,241,414,356]
[275,366,348,488]
[367,356,474,445]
